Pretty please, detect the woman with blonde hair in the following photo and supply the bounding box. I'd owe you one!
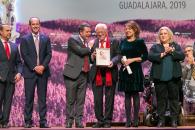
[148,26,184,128]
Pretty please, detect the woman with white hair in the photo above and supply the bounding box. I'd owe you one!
[148,26,184,128]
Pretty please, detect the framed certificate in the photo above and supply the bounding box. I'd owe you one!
[96,48,110,66]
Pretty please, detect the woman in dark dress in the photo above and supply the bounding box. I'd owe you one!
[118,21,148,127]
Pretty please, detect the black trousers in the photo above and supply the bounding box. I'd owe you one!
[0,81,15,125]
[24,76,48,125]
[125,92,140,124]
[92,80,116,124]
[64,72,87,123]
[154,79,180,122]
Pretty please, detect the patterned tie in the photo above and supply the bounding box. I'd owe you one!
[4,41,10,59]
[192,65,195,80]
[82,42,90,72]
[34,35,40,65]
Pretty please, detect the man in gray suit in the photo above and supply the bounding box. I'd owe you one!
[63,23,91,128]
[0,24,22,128]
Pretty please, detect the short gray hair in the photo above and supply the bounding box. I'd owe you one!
[95,23,107,31]
[0,24,11,31]
[184,44,193,50]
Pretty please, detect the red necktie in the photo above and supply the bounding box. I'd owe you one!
[100,41,104,48]
[4,41,10,59]
[83,42,90,72]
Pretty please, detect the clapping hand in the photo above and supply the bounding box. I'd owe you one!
[165,46,175,54]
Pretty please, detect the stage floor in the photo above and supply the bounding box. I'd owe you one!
[4,126,195,130]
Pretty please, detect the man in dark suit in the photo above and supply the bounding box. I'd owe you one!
[89,23,120,128]
[20,17,52,128]
[63,23,91,128]
[0,24,22,128]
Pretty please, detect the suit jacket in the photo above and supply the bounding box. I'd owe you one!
[89,38,120,83]
[20,33,52,78]
[148,42,185,80]
[182,62,194,80]
[63,35,91,79]
[0,40,22,82]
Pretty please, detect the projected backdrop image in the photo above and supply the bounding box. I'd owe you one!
[10,19,194,126]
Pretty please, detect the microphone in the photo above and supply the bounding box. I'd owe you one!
[122,56,132,75]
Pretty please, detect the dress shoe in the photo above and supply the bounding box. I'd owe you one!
[75,121,84,128]
[157,121,165,127]
[24,123,33,128]
[125,122,131,127]
[171,121,177,128]
[0,124,2,128]
[65,121,72,128]
[132,122,138,127]
[2,124,9,128]
[104,123,111,128]
[92,122,104,128]
[40,123,50,128]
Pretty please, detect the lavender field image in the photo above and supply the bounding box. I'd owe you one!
[10,19,195,126]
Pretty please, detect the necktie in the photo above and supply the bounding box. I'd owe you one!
[4,41,10,59]
[34,35,39,65]
[83,42,90,72]
[192,65,195,80]
[100,41,104,48]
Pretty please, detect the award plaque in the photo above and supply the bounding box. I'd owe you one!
[96,48,110,66]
